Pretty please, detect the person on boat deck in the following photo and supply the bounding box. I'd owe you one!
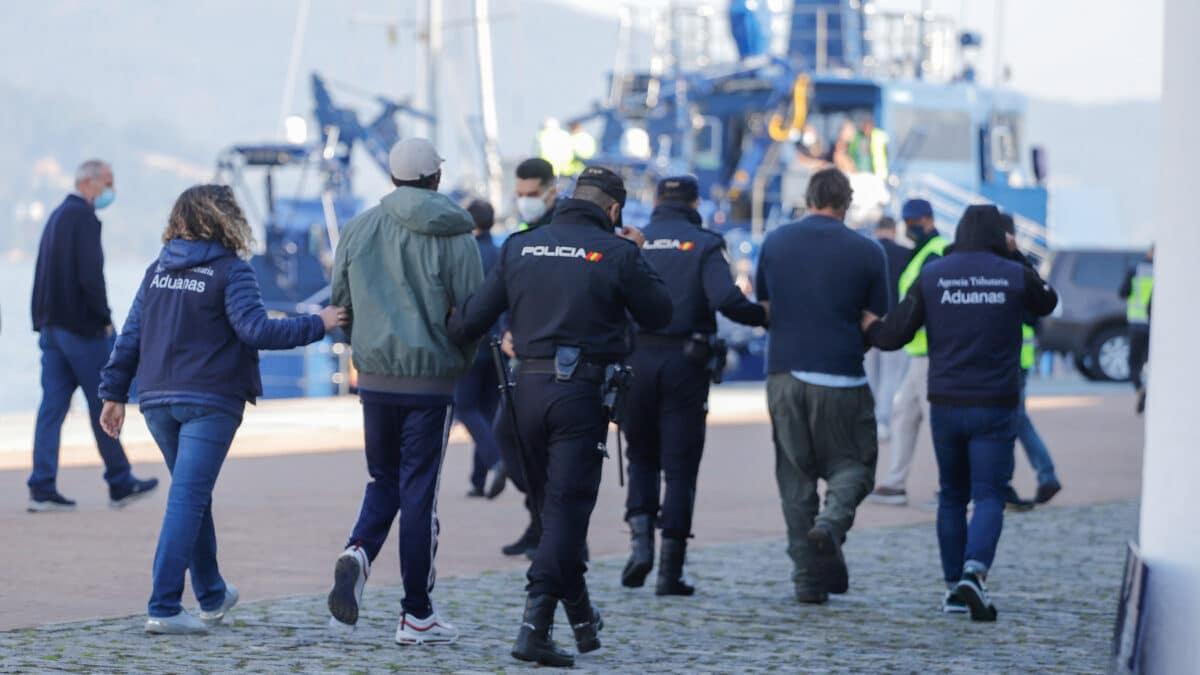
[98,184,347,635]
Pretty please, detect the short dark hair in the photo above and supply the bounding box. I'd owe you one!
[466,199,495,231]
[392,171,440,190]
[805,168,853,212]
[516,158,555,186]
[875,216,896,232]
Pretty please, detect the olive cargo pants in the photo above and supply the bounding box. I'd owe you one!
[767,374,878,590]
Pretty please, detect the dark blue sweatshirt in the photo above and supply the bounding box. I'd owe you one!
[99,239,325,417]
[756,214,889,377]
[31,195,112,337]
[866,206,1059,407]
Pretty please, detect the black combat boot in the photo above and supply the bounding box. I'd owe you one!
[512,595,574,667]
[621,514,655,588]
[501,519,541,557]
[656,537,696,596]
[562,587,604,653]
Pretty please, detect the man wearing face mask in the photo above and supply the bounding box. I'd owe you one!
[494,157,561,559]
[28,159,159,512]
[867,198,949,507]
[514,158,558,232]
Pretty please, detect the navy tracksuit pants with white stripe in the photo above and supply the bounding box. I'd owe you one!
[347,392,453,618]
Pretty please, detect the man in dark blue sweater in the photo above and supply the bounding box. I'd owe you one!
[756,168,889,604]
[28,159,157,512]
[456,199,506,498]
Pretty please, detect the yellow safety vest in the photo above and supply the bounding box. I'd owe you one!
[1021,324,1036,371]
[849,129,889,178]
[1126,263,1153,325]
[567,130,597,176]
[537,127,574,177]
[898,235,950,356]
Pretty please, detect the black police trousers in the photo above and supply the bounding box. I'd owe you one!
[513,372,608,598]
[622,344,711,540]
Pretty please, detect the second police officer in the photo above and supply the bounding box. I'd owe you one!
[448,167,672,668]
[619,176,768,595]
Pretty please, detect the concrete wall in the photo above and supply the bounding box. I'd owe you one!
[1139,0,1200,671]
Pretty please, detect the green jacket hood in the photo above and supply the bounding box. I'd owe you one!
[380,187,475,236]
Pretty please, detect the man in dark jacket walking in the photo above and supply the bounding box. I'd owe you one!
[456,200,506,498]
[756,168,890,604]
[28,159,157,512]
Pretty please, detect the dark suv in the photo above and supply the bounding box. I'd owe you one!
[1037,248,1147,381]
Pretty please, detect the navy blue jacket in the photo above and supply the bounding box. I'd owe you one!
[638,203,766,336]
[866,214,1058,407]
[99,239,325,416]
[474,231,502,339]
[756,214,890,377]
[31,195,112,337]
[447,199,673,362]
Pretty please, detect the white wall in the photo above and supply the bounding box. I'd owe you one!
[1138,0,1200,671]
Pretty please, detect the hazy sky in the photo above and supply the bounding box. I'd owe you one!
[564,0,1165,103]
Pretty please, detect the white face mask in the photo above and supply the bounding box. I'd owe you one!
[517,195,548,223]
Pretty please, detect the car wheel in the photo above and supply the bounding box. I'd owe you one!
[1072,352,1102,381]
[1088,327,1131,382]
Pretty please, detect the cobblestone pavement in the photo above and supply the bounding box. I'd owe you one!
[0,501,1135,674]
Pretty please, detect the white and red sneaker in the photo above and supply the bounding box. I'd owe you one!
[327,545,370,634]
[395,611,459,645]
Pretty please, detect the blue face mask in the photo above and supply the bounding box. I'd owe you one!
[93,187,115,210]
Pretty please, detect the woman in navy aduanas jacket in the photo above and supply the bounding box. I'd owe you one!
[99,185,347,635]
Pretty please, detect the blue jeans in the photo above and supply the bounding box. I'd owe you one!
[348,393,453,618]
[929,405,1018,583]
[143,405,242,617]
[1014,371,1058,486]
[454,351,501,492]
[29,327,133,495]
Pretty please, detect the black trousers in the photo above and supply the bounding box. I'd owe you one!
[495,397,538,530]
[621,344,710,540]
[1128,325,1150,390]
[514,372,608,599]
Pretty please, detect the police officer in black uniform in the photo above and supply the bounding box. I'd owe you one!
[620,176,768,596]
[448,167,672,667]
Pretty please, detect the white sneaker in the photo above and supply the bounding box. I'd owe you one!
[395,611,459,645]
[328,545,370,633]
[198,583,239,625]
[145,610,209,635]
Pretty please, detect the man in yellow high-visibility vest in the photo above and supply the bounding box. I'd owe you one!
[1120,246,1154,414]
[868,199,947,506]
[566,123,597,177]
[1000,214,1061,508]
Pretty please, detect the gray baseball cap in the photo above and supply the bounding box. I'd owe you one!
[389,138,444,181]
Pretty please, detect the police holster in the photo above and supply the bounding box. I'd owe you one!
[683,333,729,384]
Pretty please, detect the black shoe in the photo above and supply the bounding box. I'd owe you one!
[953,572,998,622]
[794,585,829,604]
[562,587,603,654]
[466,486,486,498]
[502,523,541,557]
[1035,480,1062,505]
[1004,487,1036,512]
[485,464,507,499]
[511,595,574,668]
[656,537,696,596]
[27,492,77,513]
[806,523,849,595]
[621,514,655,588]
[109,477,159,509]
[1136,387,1147,415]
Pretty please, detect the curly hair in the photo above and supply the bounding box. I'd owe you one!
[162,184,255,258]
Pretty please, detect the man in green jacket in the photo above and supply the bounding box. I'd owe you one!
[326,138,484,646]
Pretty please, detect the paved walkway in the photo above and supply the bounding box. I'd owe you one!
[0,500,1135,674]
